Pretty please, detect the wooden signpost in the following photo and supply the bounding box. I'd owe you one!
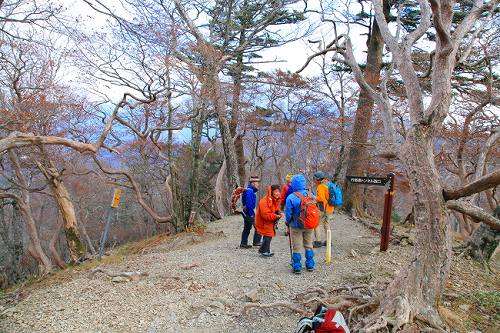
[347,173,395,252]
[98,189,122,259]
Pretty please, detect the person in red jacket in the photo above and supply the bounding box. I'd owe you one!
[255,184,283,257]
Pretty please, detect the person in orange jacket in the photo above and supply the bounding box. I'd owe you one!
[255,184,283,257]
[313,171,334,247]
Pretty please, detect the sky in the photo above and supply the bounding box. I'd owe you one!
[62,0,371,96]
[56,0,374,143]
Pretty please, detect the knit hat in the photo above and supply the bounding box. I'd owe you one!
[286,173,293,182]
[313,171,326,181]
[249,175,260,183]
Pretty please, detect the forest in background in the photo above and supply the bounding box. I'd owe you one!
[0,0,498,331]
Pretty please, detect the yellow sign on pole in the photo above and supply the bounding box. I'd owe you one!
[110,189,122,208]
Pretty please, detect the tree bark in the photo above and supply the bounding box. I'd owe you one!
[0,201,25,286]
[372,126,452,329]
[230,51,247,185]
[78,211,96,255]
[212,71,240,189]
[187,104,205,225]
[37,159,86,262]
[7,150,52,274]
[215,160,227,218]
[49,217,66,269]
[343,0,389,215]
[165,82,184,232]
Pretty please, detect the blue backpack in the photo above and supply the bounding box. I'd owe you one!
[327,182,343,207]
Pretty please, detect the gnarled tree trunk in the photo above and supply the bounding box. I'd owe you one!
[215,160,227,218]
[187,103,206,225]
[343,0,389,216]
[37,159,86,262]
[370,126,451,329]
[49,216,66,269]
[230,52,247,185]
[7,150,52,275]
[212,70,240,190]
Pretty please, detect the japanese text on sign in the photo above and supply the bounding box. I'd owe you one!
[347,176,389,186]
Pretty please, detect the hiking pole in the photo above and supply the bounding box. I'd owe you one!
[326,230,332,265]
[287,225,293,264]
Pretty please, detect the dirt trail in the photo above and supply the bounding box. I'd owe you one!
[0,213,412,333]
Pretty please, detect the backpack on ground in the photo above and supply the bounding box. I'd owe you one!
[294,192,320,229]
[231,187,245,214]
[295,305,350,333]
[327,182,343,207]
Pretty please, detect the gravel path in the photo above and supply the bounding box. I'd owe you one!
[0,213,412,333]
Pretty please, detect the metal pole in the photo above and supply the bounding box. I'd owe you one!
[380,173,395,252]
[99,207,114,259]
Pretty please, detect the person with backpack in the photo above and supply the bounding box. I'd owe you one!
[312,171,335,248]
[255,184,283,257]
[285,174,320,274]
[280,173,294,236]
[240,175,263,248]
[280,173,294,209]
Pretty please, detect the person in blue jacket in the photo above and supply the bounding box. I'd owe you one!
[240,175,263,248]
[285,174,315,274]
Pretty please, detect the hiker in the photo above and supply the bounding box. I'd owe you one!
[255,185,283,257]
[285,174,319,274]
[240,175,263,248]
[280,173,294,209]
[312,171,334,248]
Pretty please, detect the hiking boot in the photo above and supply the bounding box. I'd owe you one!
[260,252,273,258]
[253,242,262,247]
[293,269,302,275]
[240,244,252,249]
[313,241,322,248]
[306,267,314,272]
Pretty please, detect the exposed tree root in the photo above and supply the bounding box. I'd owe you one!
[295,286,329,300]
[239,283,450,333]
[242,283,451,332]
[242,284,375,324]
[352,294,450,333]
[348,300,380,325]
[90,267,149,281]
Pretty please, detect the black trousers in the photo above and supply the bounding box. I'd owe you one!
[259,236,272,253]
[240,215,262,246]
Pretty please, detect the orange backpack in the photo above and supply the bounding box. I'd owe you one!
[294,192,320,229]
